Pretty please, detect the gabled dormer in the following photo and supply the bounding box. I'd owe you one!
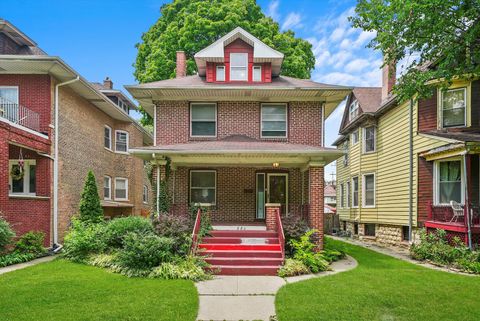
[194,27,284,83]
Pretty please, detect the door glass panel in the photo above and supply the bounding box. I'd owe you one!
[256,174,265,219]
[268,175,287,204]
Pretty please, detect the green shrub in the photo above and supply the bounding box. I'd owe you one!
[14,231,47,256]
[150,256,212,281]
[0,252,36,267]
[62,219,106,262]
[278,258,310,277]
[290,230,329,273]
[79,171,103,224]
[116,232,174,270]
[323,237,346,262]
[282,215,309,256]
[0,216,15,253]
[102,216,154,248]
[153,213,193,256]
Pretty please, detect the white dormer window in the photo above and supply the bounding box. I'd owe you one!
[216,65,225,82]
[230,53,248,81]
[253,66,262,82]
[349,100,359,121]
[118,99,128,113]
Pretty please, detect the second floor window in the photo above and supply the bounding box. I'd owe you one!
[115,177,128,201]
[190,103,216,137]
[343,143,349,166]
[216,65,225,82]
[349,100,359,121]
[352,176,359,207]
[363,126,376,153]
[115,130,129,153]
[230,53,248,81]
[104,176,111,200]
[351,129,359,145]
[261,104,287,138]
[104,126,112,150]
[0,87,19,122]
[442,88,466,128]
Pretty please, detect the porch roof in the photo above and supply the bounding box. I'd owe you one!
[130,136,344,168]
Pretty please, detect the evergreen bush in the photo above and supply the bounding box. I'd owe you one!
[79,171,103,224]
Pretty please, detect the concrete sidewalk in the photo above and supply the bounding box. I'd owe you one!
[0,255,56,276]
[196,255,357,321]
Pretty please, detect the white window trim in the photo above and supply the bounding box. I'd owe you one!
[8,159,36,196]
[114,177,129,201]
[230,53,248,81]
[216,65,225,82]
[104,175,112,200]
[114,130,129,154]
[0,86,19,103]
[346,181,350,209]
[351,129,359,145]
[253,65,262,82]
[190,170,217,206]
[104,125,112,151]
[261,103,288,138]
[339,183,344,208]
[348,100,359,121]
[362,173,376,208]
[362,126,376,154]
[433,158,464,206]
[351,176,359,208]
[143,185,148,204]
[440,87,467,129]
[190,103,217,138]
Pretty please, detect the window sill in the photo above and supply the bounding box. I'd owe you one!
[114,198,129,202]
[362,151,376,155]
[104,147,113,153]
[114,151,129,155]
[9,194,49,200]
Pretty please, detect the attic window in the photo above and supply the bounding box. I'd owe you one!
[230,53,248,81]
[253,66,262,82]
[349,100,359,121]
[216,65,225,82]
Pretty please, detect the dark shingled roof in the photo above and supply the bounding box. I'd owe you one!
[130,75,349,89]
[352,87,382,113]
[421,131,480,143]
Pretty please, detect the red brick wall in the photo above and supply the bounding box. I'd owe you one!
[417,156,433,224]
[169,167,303,223]
[417,89,437,132]
[155,100,323,146]
[0,74,52,134]
[308,166,324,249]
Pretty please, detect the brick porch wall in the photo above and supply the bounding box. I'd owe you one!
[169,166,304,222]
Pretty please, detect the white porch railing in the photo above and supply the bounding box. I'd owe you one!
[0,96,41,132]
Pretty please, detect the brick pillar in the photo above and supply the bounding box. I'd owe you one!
[265,203,281,231]
[308,166,325,250]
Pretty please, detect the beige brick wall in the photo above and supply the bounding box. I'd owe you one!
[57,86,151,240]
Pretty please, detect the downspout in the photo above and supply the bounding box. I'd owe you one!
[53,76,79,250]
[408,99,414,242]
[462,151,472,249]
[321,102,325,147]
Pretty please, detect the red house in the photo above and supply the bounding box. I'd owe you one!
[127,27,350,274]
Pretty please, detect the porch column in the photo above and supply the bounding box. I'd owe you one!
[308,164,325,250]
[265,203,281,231]
[152,158,167,214]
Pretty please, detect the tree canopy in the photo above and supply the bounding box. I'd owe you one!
[351,0,480,102]
[134,0,315,125]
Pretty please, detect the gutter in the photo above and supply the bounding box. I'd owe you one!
[53,76,80,248]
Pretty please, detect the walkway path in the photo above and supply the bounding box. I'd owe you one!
[196,255,357,321]
[0,255,56,276]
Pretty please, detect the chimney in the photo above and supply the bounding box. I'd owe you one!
[381,58,396,101]
[176,51,187,78]
[103,77,113,90]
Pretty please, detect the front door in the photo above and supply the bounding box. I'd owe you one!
[256,173,288,219]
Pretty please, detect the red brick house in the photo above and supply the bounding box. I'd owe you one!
[126,27,349,274]
[0,20,152,247]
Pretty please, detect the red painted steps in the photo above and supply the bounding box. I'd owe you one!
[199,227,284,275]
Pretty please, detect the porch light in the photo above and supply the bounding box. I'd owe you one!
[272,162,280,168]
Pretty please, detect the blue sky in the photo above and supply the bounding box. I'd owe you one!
[2,0,382,179]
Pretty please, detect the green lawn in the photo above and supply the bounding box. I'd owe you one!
[276,238,480,321]
[0,259,198,321]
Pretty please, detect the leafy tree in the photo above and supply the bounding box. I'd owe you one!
[79,171,103,224]
[134,0,315,125]
[351,0,480,102]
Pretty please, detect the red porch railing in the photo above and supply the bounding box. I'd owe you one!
[274,207,285,259]
[190,208,202,254]
[427,201,480,226]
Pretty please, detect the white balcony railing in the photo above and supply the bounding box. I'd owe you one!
[0,96,41,132]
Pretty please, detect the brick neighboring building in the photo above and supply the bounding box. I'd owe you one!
[0,20,152,246]
[127,27,350,249]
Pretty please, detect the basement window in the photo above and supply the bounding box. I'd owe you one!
[402,226,410,241]
[364,224,376,237]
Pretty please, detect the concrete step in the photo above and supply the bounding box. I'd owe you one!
[210,230,278,238]
[205,257,284,266]
[200,250,283,258]
[202,237,279,244]
[208,265,281,276]
[212,225,267,231]
[199,243,282,251]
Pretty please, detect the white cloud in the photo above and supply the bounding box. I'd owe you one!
[344,58,370,73]
[330,27,345,41]
[267,0,280,21]
[282,12,303,30]
[353,30,376,48]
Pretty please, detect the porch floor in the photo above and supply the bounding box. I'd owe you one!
[212,223,267,231]
[424,220,480,233]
